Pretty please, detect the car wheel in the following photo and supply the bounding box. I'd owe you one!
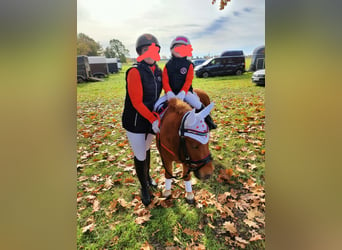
[202,72,209,78]
[235,70,242,75]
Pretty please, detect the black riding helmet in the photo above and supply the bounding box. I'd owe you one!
[136,33,160,55]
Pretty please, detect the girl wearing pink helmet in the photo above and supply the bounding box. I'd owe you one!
[162,35,217,130]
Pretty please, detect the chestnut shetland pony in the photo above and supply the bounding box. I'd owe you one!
[155,89,215,203]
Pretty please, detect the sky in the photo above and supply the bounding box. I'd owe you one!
[77,0,264,58]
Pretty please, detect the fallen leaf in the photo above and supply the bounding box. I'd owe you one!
[124,177,135,183]
[92,199,100,212]
[81,223,96,233]
[235,165,245,173]
[108,221,121,230]
[135,214,152,224]
[223,221,237,234]
[208,223,215,229]
[140,241,153,250]
[182,228,203,241]
[235,236,249,244]
[243,219,259,228]
[78,176,88,182]
[217,192,230,203]
[103,176,113,190]
[117,198,131,208]
[250,234,263,241]
[247,208,263,220]
[82,216,96,233]
[108,199,118,212]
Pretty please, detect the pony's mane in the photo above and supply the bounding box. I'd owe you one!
[167,98,192,116]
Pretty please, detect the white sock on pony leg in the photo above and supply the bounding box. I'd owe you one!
[184,180,194,200]
[165,178,172,190]
[163,178,172,198]
[184,180,192,192]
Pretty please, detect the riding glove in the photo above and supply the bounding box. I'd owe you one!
[152,120,160,133]
[166,91,176,101]
[176,90,186,101]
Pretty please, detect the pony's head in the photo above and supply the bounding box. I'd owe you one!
[181,102,215,180]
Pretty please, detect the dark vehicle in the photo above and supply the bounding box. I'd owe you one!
[194,53,245,78]
[252,69,265,85]
[88,56,109,78]
[192,59,206,67]
[249,45,265,71]
[220,50,244,57]
[106,58,119,73]
[77,55,92,83]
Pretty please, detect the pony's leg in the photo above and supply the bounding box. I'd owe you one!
[162,160,172,198]
[163,178,172,199]
[183,170,195,204]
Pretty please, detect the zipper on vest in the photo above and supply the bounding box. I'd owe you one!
[148,67,158,101]
[134,112,138,127]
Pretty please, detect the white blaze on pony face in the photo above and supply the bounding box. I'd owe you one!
[183,102,215,144]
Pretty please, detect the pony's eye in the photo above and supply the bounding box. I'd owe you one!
[192,145,199,149]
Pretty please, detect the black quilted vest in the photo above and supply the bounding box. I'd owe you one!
[122,61,162,133]
[165,56,193,94]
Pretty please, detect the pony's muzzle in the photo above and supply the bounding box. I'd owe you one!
[194,169,213,180]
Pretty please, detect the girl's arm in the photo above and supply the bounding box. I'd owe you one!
[127,68,157,124]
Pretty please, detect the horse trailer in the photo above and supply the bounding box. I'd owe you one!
[105,58,119,73]
[77,55,104,83]
[249,45,265,71]
[77,55,92,83]
[88,56,109,78]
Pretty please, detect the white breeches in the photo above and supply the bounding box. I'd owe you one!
[126,131,154,161]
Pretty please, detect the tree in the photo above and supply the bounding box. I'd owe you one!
[77,33,102,56]
[104,39,129,63]
[211,0,231,10]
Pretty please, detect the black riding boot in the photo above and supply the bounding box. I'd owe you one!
[145,149,157,188]
[197,105,217,130]
[134,157,151,206]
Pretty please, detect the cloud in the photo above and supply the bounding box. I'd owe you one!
[77,0,265,58]
[243,7,253,13]
[192,16,230,39]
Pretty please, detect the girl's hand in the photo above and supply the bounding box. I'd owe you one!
[152,120,160,133]
[166,91,176,101]
[176,90,186,101]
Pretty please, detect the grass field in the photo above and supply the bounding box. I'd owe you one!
[77,60,265,249]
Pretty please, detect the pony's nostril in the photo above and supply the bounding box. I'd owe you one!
[205,174,211,180]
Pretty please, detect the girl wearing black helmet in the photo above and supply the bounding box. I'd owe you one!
[163,35,217,130]
[122,33,163,206]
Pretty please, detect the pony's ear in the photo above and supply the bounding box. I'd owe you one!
[198,102,215,119]
[185,109,196,127]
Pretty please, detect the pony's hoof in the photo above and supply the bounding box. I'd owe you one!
[149,178,158,189]
[163,190,172,199]
[186,198,196,205]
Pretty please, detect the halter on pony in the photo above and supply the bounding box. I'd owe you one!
[178,111,213,179]
[157,102,214,180]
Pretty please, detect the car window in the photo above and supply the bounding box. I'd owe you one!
[212,59,221,65]
[202,58,212,66]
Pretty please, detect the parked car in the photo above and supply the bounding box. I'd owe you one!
[220,50,244,57]
[194,55,245,78]
[251,69,265,85]
[192,59,206,67]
